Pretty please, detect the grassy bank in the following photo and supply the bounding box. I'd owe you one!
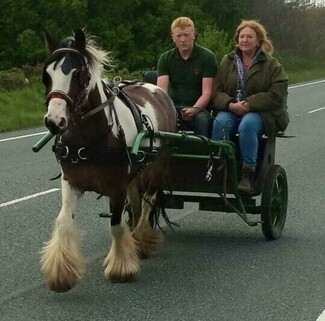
[0,83,45,132]
[0,60,324,133]
[281,56,325,84]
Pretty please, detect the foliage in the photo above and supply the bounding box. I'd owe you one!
[198,25,233,63]
[0,69,28,91]
[0,0,323,73]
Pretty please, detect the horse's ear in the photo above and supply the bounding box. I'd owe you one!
[44,29,59,53]
[74,28,86,52]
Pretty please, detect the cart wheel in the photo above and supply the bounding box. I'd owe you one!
[261,165,288,240]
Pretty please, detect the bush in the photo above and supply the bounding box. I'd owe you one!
[0,69,29,91]
[0,65,43,91]
[198,25,233,63]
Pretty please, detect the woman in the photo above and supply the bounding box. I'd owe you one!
[211,19,289,193]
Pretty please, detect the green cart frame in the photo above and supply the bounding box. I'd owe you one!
[131,130,288,240]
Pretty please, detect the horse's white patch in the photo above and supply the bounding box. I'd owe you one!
[141,83,158,91]
[106,96,162,148]
[109,98,138,146]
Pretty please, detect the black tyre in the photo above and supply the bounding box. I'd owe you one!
[261,165,288,240]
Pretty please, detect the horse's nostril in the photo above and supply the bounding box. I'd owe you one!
[58,118,66,128]
[45,117,59,135]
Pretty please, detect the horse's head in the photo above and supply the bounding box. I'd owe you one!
[42,29,91,134]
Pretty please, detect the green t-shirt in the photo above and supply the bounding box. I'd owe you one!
[157,44,217,106]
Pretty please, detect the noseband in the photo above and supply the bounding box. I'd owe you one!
[44,48,91,109]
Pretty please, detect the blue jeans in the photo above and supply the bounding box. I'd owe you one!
[211,111,265,166]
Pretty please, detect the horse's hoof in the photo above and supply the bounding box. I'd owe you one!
[107,271,138,283]
[49,282,74,293]
[133,228,164,259]
[103,261,139,283]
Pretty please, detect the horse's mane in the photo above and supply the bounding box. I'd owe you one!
[65,30,114,78]
[84,35,114,76]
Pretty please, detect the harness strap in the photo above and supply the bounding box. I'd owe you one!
[80,95,115,122]
[116,88,144,133]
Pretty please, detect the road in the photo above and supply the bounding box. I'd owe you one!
[0,80,324,321]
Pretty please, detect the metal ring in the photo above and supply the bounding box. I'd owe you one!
[62,146,69,159]
[111,86,120,96]
[113,76,122,85]
[136,150,146,163]
[78,147,87,160]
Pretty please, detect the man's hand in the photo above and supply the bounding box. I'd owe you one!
[181,107,200,120]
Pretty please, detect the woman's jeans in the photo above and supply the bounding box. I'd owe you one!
[211,111,265,166]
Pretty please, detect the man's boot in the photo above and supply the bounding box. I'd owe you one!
[238,164,255,193]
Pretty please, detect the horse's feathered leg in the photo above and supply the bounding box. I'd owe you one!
[132,191,164,259]
[103,192,139,282]
[40,179,84,292]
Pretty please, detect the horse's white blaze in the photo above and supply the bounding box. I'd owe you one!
[47,59,74,94]
[45,59,76,127]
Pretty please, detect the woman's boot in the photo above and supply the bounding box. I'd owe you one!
[238,164,255,193]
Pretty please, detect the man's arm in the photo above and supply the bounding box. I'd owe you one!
[182,77,214,120]
[194,77,214,109]
[157,75,169,93]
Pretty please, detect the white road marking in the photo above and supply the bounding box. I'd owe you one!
[0,188,60,208]
[0,131,48,143]
[317,310,325,321]
[308,106,325,114]
[289,79,325,89]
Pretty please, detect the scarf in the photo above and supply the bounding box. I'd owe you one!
[234,48,261,101]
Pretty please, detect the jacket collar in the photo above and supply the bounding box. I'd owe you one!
[228,48,268,63]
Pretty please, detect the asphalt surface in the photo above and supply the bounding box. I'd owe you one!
[0,80,324,321]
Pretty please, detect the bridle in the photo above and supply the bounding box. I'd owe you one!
[44,48,91,111]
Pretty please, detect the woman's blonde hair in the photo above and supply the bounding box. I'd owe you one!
[235,19,274,55]
[171,17,195,32]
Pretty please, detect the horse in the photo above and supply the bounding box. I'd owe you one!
[40,28,177,292]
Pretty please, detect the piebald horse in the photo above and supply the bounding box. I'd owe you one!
[40,28,177,292]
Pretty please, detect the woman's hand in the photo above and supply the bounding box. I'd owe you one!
[229,101,249,116]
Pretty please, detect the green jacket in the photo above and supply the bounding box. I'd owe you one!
[212,50,289,137]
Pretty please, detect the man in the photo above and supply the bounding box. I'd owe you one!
[157,17,217,137]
